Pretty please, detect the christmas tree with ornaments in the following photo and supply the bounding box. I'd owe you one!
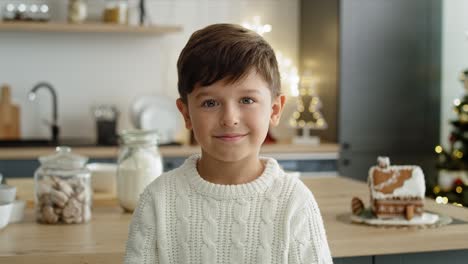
[434,69,468,207]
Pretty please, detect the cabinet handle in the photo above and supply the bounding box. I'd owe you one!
[342,159,350,166]
[342,142,351,150]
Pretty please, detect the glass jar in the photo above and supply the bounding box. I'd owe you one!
[34,146,92,224]
[103,0,128,24]
[116,130,163,212]
[68,0,87,23]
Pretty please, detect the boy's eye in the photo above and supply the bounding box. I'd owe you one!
[240,97,255,104]
[201,99,218,108]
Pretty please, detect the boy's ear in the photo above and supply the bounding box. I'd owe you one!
[176,98,192,130]
[270,94,286,126]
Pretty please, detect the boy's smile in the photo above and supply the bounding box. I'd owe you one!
[177,68,285,166]
[213,132,248,142]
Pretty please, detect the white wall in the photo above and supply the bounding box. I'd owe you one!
[441,0,468,147]
[0,0,299,141]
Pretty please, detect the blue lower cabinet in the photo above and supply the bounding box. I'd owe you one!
[375,250,468,264]
[277,159,337,172]
[334,257,372,264]
[0,159,41,178]
[334,250,468,264]
[0,158,116,179]
[0,157,338,179]
[162,157,186,172]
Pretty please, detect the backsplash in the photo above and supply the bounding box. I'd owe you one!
[0,0,299,141]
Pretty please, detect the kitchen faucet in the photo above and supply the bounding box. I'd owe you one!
[28,82,59,143]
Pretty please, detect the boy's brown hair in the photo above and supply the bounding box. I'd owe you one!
[177,23,281,103]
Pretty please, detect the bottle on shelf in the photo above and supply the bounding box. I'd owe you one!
[68,0,88,24]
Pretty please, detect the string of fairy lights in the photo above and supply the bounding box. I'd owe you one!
[432,73,468,207]
[241,16,299,97]
[288,74,327,129]
[242,16,326,131]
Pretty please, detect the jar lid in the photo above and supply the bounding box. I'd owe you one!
[38,146,89,170]
[119,129,159,145]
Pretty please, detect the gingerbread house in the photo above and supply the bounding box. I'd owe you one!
[368,157,425,220]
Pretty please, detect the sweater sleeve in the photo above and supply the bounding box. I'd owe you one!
[289,195,333,264]
[124,188,159,264]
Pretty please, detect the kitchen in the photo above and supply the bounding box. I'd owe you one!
[1,0,468,263]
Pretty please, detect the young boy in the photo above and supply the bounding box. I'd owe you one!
[124,23,333,264]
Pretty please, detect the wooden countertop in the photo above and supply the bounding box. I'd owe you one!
[302,177,468,258]
[0,143,339,160]
[2,176,467,263]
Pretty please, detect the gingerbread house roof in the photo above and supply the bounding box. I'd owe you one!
[368,164,425,200]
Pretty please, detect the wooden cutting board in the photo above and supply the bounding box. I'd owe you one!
[0,84,20,139]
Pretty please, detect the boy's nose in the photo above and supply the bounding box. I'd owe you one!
[220,105,239,127]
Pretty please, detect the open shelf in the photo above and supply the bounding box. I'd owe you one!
[0,21,182,34]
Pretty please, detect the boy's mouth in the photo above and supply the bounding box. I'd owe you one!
[213,133,247,142]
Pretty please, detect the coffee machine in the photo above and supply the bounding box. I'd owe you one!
[92,105,119,145]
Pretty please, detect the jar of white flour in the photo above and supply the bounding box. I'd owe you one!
[116,130,163,212]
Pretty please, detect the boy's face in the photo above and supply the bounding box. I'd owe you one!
[177,69,285,162]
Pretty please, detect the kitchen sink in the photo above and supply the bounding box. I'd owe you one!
[0,139,51,147]
[0,138,110,147]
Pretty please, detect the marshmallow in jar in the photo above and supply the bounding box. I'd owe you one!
[34,146,92,224]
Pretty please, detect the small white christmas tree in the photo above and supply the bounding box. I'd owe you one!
[289,73,327,145]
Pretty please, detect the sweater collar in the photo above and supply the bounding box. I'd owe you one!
[182,154,281,199]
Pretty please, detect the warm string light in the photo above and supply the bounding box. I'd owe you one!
[242,16,327,137]
[289,75,327,129]
[276,52,299,96]
[242,17,299,97]
[435,69,468,207]
[435,196,449,204]
[289,94,306,127]
[241,16,271,36]
[453,149,464,159]
[435,196,465,207]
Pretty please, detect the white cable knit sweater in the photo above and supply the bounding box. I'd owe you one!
[124,155,333,264]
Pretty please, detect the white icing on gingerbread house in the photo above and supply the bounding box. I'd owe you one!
[368,158,425,200]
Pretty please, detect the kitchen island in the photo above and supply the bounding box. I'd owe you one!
[1,176,468,263]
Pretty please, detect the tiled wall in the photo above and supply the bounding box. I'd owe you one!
[0,0,299,142]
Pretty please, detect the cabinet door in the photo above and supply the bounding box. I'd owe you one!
[375,250,468,264]
[339,0,441,180]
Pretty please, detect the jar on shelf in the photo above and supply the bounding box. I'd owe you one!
[103,0,128,24]
[34,146,92,224]
[116,130,163,212]
[68,0,87,23]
